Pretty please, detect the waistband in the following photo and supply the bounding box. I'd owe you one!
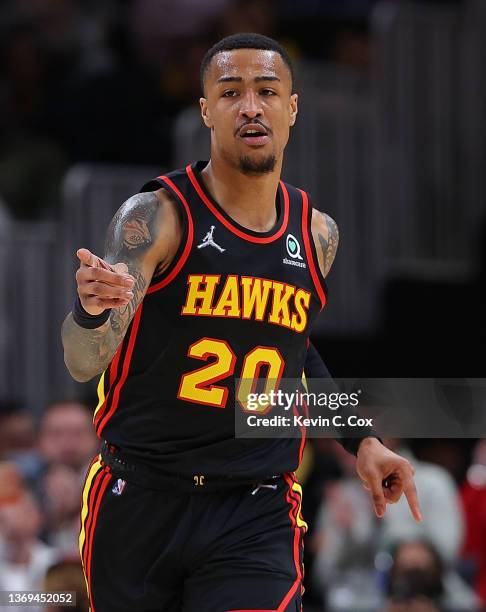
[100,441,282,493]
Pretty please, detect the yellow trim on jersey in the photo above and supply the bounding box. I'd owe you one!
[78,456,102,557]
[301,371,308,391]
[93,372,106,420]
[291,480,308,531]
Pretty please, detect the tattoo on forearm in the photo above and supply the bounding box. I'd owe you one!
[109,267,146,338]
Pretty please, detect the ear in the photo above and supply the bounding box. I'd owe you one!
[289,93,298,127]
[200,97,212,129]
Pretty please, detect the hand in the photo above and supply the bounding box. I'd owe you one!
[356,437,422,521]
[76,248,135,315]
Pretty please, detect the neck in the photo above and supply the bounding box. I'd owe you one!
[201,154,282,232]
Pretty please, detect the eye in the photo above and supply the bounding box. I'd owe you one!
[222,90,238,97]
[260,89,276,96]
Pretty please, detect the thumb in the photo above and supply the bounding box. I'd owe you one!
[77,248,103,268]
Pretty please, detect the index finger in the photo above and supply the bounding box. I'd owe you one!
[84,266,134,288]
[403,473,422,522]
[367,470,386,518]
[77,248,114,272]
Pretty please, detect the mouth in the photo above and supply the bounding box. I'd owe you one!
[238,123,270,147]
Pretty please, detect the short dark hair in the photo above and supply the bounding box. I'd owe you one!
[200,32,294,94]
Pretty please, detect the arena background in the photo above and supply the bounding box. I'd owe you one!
[0,1,485,611]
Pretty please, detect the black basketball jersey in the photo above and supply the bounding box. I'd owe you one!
[93,161,327,480]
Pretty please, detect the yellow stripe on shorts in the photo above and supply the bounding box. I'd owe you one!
[79,456,103,557]
[291,480,308,531]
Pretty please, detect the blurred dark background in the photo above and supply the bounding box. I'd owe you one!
[0,0,485,610]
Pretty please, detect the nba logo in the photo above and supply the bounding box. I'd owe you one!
[112,478,126,496]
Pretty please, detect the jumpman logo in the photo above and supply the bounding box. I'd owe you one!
[197,226,226,253]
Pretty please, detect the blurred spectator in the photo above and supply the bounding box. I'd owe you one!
[0,465,57,612]
[0,407,40,482]
[0,462,24,505]
[42,463,83,555]
[0,408,36,459]
[380,440,463,564]
[384,540,480,612]
[310,439,476,611]
[44,559,89,612]
[36,402,98,553]
[385,541,444,612]
[460,439,486,605]
[38,401,98,473]
[311,441,380,610]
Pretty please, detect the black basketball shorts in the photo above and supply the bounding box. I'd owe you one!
[79,454,307,611]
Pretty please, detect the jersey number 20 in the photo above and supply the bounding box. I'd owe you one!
[177,337,284,412]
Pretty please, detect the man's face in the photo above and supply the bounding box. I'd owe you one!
[200,48,298,175]
[39,403,98,471]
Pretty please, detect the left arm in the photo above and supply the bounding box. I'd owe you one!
[310,208,422,522]
[305,342,381,456]
[310,208,339,278]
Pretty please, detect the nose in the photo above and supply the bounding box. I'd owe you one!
[239,89,263,119]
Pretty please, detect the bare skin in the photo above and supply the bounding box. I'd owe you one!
[61,47,420,522]
[61,189,182,382]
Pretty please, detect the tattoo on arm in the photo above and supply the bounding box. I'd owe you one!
[62,192,163,381]
[104,192,161,346]
[316,214,339,277]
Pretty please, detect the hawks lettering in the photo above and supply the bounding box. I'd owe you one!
[181,274,311,332]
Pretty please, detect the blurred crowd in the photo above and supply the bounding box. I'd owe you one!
[0,0,483,611]
[0,400,485,611]
[0,401,97,612]
[0,0,462,221]
[299,437,486,611]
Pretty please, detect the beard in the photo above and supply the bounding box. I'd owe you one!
[238,154,277,175]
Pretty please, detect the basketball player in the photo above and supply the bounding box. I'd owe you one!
[62,33,421,611]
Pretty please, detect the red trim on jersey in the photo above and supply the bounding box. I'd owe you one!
[186,165,290,244]
[299,189,326,310]
[97,304,144,435]
[109,345,122,386]
[86,470,111,612]
[147,175,194,294]
[93,344,123,432]
[79,463,103,566]
[81,467,105,568]
[279,474,303,612]
[226,477,303,612]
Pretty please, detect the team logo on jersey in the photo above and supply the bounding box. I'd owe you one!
[112,478,126,496]
[283,234,306,269]
[181,274,311,333]
[197,226,226,253]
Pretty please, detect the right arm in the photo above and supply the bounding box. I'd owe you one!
[61,188,182,382]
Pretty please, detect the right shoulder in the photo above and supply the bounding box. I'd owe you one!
[105,188,183,266]
[116,187,179,224]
